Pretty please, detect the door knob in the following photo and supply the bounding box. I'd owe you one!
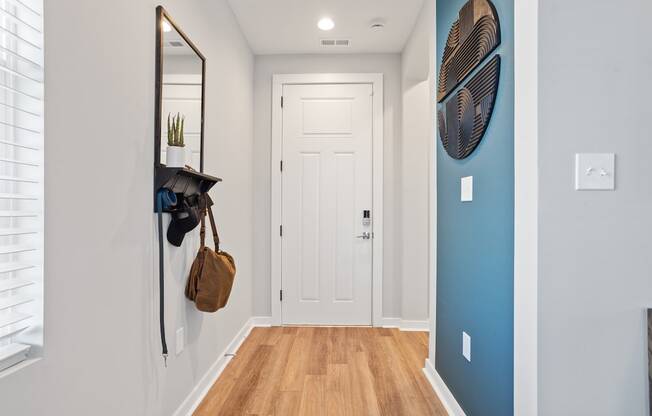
[355,232,371,240]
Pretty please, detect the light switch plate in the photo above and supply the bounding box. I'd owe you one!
[461,176,473,202]
[462,331,471,362]
[176,327,185,356]
[575,153,615,190]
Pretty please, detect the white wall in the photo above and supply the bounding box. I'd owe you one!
[538,1,652,414]
[252,54,404,319]
[165,55,202,74]
[401,0,435,323]
[514,0,539,413]
[0,1,254,415]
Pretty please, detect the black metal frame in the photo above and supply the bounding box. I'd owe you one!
[154,5,206,172]
[154,6,219,213]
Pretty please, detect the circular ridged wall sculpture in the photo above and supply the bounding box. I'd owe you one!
[437,0,501,160]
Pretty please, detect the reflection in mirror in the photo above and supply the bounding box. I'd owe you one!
[160,16,203,170]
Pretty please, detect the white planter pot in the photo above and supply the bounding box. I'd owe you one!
[166,146,186,168]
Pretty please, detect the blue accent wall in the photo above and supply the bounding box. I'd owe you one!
[435,0,514,415]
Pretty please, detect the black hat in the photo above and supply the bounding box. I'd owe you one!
[167,201,200,247]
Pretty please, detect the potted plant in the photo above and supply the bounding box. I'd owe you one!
[166,113,186,168]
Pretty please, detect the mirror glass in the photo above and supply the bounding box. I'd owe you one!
[159,15,204,170]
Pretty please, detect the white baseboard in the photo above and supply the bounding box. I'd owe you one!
[423,359,467,416]
[380,317,401,327]
[173,316,271,416]
[381,317,430,332]
[398,319,430,331]
[250,316,428,331]
[250,315,272,327]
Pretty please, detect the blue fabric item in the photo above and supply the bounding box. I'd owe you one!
[156,188,177,211]
[435,0,515,415]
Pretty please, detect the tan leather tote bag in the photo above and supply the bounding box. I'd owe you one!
[185,195,236,312]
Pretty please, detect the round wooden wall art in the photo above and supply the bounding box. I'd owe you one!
[437,0,501,160]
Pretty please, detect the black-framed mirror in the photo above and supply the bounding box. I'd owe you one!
[155,6,206,172]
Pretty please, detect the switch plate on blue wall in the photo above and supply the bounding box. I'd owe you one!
[461,176,473,201]
[463,331,471,362]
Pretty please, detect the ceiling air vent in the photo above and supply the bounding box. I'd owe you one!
[320,39,351,48]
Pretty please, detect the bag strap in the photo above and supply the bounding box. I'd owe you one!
[199,203,207,250]
[200,194,220,251]
[206,202,220,251]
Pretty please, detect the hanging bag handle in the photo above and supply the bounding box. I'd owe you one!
[206,202,220,252]
[200,194,220,251]
[199,198,207,250]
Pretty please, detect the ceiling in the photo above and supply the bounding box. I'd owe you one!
[227,0,425,55]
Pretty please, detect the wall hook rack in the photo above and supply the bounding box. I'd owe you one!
[154,167,222,213]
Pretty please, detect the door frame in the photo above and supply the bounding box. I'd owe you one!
[270,73,384,327]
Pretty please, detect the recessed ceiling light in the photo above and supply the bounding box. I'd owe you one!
[162,20,172,33]
[318,17,335,31]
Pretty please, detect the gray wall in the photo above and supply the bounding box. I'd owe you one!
[538,0,652,414]
[252,54,406,319]
[165,55,202,75]
[401,0,435,323]
[0,1,254,415]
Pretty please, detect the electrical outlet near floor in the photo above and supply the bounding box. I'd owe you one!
[176,327,185,356]
[462,331,471,362]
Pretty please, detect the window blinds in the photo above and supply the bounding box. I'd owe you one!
[0,0,43,372]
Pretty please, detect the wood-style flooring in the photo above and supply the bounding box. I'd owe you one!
[194,327,446,415]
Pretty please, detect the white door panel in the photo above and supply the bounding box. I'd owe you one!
[282,83,373,325]
[334,152,356,301]
[301,100,353,135]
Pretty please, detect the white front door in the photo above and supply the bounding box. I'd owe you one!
[281,83,374,325]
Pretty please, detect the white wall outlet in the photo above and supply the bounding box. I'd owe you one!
[461,176,473,202]
[462,331,471,362]
[176,327,185,356]
[575,153,615,190]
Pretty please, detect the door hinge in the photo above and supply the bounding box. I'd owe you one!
[281,96,284,108]
[280,225,283,237]
[280,290,283,301]
[280,160,283,172]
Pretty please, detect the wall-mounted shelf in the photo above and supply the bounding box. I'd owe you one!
[154,167,221,212]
